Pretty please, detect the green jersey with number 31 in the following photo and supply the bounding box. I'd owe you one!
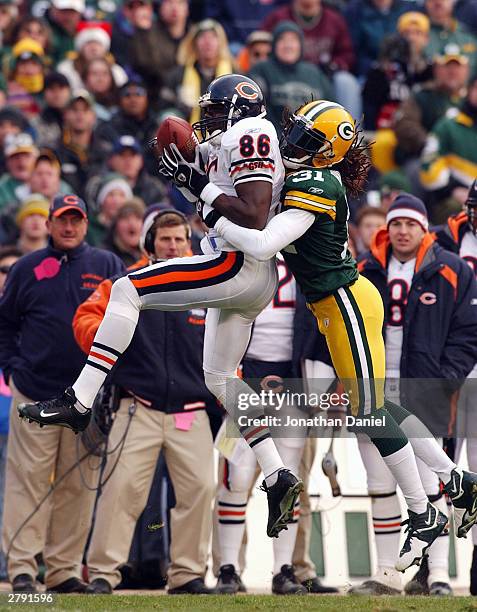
[280,168,358,302]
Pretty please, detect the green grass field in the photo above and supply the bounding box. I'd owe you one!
[1,595,477,612]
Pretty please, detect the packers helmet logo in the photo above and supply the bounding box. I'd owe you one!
[235,81,259,100]
[337,121,354,140]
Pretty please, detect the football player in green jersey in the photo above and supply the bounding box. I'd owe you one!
[213,100,477,571]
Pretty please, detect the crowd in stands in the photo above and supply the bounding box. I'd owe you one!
[0,0,475,596]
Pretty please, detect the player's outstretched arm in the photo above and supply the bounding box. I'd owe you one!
[214,208,315,260]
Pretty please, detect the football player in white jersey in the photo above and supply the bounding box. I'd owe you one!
[18,75,303,539]
[215,257,307,595]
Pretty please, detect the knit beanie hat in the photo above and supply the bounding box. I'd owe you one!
[97,173,133,208]
[16,193,50,226]
[386,193,429,231]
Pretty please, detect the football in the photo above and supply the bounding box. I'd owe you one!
[155,116,197,162]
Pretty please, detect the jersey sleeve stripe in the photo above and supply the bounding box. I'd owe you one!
[234,173,274,186]
[284,194,335,210]
[283,198,336,219]
[286,190,336,207]
[230,162,275,176]
[230,157,275,169]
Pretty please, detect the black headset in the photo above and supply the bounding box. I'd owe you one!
[144,209,192,256]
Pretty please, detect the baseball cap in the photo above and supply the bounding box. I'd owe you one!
[50,194,88,219]
[67,88,94,107]
[434,43,469,65]
[112,135,142,155]
[246,30,273,46]
[52,0,85,12]
[44,71,70,89]
[397,12,430,34]
[12,38,44,65]
[119,77,147,96]
[386,193,429,231]
[4,132,38,158]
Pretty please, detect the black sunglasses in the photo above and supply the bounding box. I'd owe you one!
[0,265,11,274]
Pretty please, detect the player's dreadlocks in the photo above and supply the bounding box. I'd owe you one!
[335,130,373,198]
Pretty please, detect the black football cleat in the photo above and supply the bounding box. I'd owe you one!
[216,564,243,594]
[444,468,477,538]
[395,502,448,572]
[18,388,91,433]
[272,565,307,595]
[261,469,304,538]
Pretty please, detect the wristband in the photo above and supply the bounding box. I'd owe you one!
[200,182,224,206]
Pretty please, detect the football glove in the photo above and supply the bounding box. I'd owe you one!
[196,200,222,228]
[159,143,209,198]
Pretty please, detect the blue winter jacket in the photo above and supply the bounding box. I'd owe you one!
[0,240,124,400]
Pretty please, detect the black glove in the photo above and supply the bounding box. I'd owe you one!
[159,144,209,198]
[196,200,223,228]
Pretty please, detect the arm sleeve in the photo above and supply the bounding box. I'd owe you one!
[0,265,24,379]
[72,279,113,354]
[214,208,315,260]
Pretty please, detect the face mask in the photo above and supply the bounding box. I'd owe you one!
[15,73,44,94]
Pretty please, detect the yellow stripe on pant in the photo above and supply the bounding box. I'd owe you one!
[309,275,385,416]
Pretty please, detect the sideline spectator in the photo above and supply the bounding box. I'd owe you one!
[86,135,168,209]
[263,0,361,118]
[115,0,189,104]
[28,149,73,204]
[95,77,159,174]
[249,21,333,133]
[162,19,234,125]
[205,0,286,50]
[55,90,105,198]
[83,58,119,121]
[75,209,216,595]
[15,193,49,254]
[236,30,272,73]
[31,72,71,149]
[352,194,477,596]
[9,16,52,60]
[0,133,38,213]
[0,194,124,593]
[363,14,433,131]
[425,0,477,73]
[57,21,127,92]
[420,72,477,221]
[345,0,409,78]
[86,172,133,246]
[0,108,29,176]
[0,245,21,583]
[44,0,85,65]
[0,0,18,65]
[355,206,387,255]
[381,44,469,186]
[6,38,45,119]
[101,197,145,266]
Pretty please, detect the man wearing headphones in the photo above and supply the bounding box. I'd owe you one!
[73,208,217,595]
